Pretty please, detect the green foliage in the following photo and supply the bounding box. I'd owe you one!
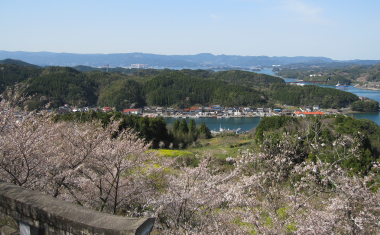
[176,155,200,168]
[178,69,215,78]
[173,120,180,133]
[351,100,379,112]
[98,79,145,110]
[188,119,196,133]
[0,64,42,93]
[2,62,374,113]
[55,111,169,149]
[143,71,268,107]
[255,127,264,142]
[23,66,97,108]
[133,68,173,77]
[0,59,41,68]
[179,119,189,134]
[0,58,40,68]
[270,83,359,108]
[334,115,380,157]
[256,115,380,174]
[213,70,284,87]
[255,116,298,142]
[276,63,380,83]
[199,122,212,139]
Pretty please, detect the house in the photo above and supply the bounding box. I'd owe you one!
[123,109,140,115]
[234,110,242,116]
[156,107,164,114]
[294,111,306,117]
[295,111,325,116]
[235,128,245,135]
[264,108,272,113]
[143,109,155,114]
[305,106,312,112]
[58,107,70,114]
[313,105,320,111]
[103,107,112,112]
[203,106,211,112]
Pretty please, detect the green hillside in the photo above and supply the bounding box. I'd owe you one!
[0,58,41,68]
[277,63,380,84]
[1,60,368,112]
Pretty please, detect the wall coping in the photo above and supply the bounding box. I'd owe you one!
[0,181,154,235]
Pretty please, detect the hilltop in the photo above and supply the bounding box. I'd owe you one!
[0,58,41,68]
[276,63,380,85]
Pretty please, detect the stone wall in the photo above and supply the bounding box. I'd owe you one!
[0,181,154,235]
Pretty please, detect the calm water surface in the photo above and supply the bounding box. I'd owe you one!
[164,117,262,132]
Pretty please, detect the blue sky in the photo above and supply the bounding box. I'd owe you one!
[1,0,379,60]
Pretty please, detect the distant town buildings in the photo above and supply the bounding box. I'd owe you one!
[37,102,340,120]
[131,64,147,69]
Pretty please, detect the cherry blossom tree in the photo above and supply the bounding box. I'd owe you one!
[1,93,379,234]
[0,95,156,215]
[75,127,153,214]
[0,97,57,188]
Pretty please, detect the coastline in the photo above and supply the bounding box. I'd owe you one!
[354,84,380,91]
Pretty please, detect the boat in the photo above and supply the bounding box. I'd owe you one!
[336,81,348,89]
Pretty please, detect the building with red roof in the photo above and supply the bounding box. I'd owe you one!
[103,107,112,112]
[295,111,325,115]
[123,109,140,115]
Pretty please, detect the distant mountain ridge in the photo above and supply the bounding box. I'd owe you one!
[1,51,379,68]
[0,50,336,67]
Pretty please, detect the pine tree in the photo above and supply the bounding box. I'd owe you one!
[173,119,180,133]
[179,119,189,134]
[188,119,196,133]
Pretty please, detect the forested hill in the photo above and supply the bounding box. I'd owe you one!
[141,72,268,108]
[276,63,380,84]
[213,70,284,87]
[0,63,43,94]
[0,58,41,68]
[269,83,360,109]
[1,60,365,111]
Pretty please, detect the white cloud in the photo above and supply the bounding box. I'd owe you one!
[282,0,332,25]
[284,0,322,16]
[210,14,222,20]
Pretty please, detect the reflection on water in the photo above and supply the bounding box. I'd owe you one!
[164,117,262,132]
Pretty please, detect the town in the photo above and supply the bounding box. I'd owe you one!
[56,104,338,118]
